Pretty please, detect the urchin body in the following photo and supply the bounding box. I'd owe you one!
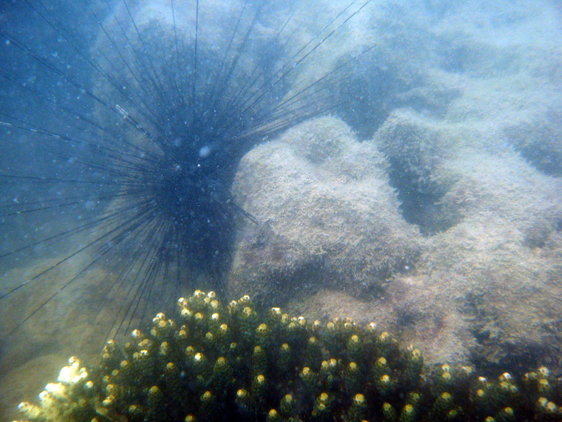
[0,0,369,340]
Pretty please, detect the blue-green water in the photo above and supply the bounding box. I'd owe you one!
[1,1,561,420]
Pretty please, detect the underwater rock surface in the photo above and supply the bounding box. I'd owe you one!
[228,113,562,368]
[227,0,562,369]
[229,117,422,301]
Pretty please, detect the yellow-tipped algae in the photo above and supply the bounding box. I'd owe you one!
[13,290,562,422]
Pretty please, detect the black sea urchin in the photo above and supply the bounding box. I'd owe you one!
[0,0,374,347]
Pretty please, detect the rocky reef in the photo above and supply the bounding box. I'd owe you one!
[229,113,562,369]
[229,117,422,302]
[14,291,562,422]
[227,0,562,369]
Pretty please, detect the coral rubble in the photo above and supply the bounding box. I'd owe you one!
[14,291,562,422]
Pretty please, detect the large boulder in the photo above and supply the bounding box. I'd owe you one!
[228,117,423,303]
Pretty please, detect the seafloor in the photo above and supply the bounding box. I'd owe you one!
[1,0,562,421]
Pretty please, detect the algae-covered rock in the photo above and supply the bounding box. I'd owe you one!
[225,0,562,370]
[228,117,423,302]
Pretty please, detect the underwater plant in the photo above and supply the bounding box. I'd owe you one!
[14,291,562,422]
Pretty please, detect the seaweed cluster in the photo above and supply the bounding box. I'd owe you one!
[15,291,562,422]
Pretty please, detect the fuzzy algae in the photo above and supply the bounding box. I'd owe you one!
[14,291,562,422]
